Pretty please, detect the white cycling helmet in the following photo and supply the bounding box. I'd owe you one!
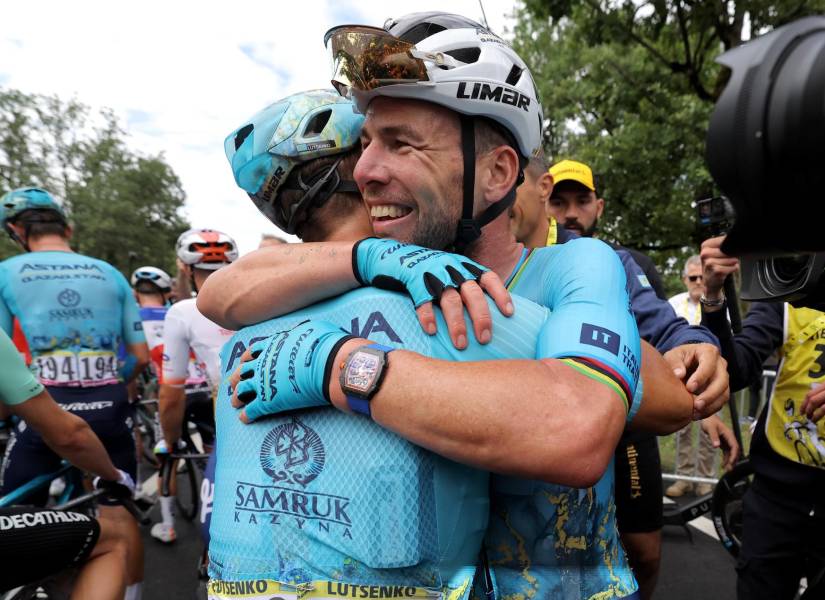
[326,12,542,158]
[131,266,173,293]
[176,228,238,270]
[325,12,544,248]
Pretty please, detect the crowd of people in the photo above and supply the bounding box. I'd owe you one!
[0,10,823,600]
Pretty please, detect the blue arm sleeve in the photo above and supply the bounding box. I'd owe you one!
[536,239,642,419]
[616,249,719,352]
[702,301,783,392]
[114,269,146,345]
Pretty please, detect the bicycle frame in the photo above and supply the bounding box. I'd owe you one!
[0,461,79,508]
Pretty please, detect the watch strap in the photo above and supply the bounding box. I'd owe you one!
[344,343,394,417]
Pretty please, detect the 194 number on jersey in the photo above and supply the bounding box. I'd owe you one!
[34,351,118,386]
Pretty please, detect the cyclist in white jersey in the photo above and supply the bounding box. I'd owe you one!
[151,230,237,543]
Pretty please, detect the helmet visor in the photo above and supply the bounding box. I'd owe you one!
[324,26,430,97]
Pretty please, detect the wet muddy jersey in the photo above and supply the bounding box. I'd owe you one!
[0,251,144,387]
[210,288,549,599]
[486,237,642,600]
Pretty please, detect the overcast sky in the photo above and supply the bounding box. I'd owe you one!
[0,1,518,255]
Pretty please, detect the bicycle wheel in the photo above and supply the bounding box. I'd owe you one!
[711,458,753,558]
[134,405,159,468]
[174,457,202,522]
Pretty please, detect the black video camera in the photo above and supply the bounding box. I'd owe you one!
[695,196,735,240]
[705,16,825,310]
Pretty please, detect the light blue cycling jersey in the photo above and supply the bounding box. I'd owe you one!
[210,287,548,598]
[0,251,144,387]
[211,238,640,600]
[485,238,642,600]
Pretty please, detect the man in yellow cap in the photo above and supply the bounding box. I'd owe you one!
[547,159,602,233]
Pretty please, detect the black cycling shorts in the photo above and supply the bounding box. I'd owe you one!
[185,390,215,448]
[614,434,664,533]
[0,506,100,592]
[0,383,136,506]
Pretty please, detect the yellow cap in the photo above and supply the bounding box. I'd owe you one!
[548,159,596,191]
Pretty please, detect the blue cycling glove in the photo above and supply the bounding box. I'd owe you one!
[234,320,353,422]
[353,238,488,307]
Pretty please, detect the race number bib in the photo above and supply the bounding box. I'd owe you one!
[33,350,119,387]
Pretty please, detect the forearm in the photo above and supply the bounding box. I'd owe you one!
[702,302,781,391]
[158,384,187,446]
[329,339,625,487]
[46,416,121,481]
[197,242,359,329]
[629,341,693,434]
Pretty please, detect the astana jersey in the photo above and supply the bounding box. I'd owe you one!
[485,238,642,600]
[0,251,145,387]
[210,288,549,600]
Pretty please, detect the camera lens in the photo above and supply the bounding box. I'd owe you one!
[758,255,813,295]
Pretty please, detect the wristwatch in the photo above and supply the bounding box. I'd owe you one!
[339,343,394,417]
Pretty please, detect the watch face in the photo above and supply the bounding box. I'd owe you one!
[345,350,381,395]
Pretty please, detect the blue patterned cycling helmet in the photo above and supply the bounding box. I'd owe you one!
[224,89,364,234]
[0,187,67,227]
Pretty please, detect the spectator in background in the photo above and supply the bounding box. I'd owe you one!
[702,235,825,600]
[546,159,667,298]
[666,255,716,497]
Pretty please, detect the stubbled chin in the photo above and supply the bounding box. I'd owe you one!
[370,211,416,240]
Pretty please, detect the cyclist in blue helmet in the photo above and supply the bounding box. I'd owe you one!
[0,186,149,600]
[227,88,364,241]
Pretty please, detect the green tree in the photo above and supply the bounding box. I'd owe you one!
[514,0,825,294]
[0,88,189,275]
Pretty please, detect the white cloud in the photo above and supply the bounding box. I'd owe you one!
[0,1,518,255]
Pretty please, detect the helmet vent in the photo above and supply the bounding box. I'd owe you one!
[445,48,481,64]
[402,22,446,44]
[304,109,332,136]
[234,124,254,150]
[505,65,523,86]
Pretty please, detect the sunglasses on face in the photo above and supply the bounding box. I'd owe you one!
[687,275,703,282]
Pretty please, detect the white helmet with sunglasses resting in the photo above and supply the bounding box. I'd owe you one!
[325,12,543,248]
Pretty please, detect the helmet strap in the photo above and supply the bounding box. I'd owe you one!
[453,115,521,252]
[4,223,30,252]
[454,115,481,251]
[189,270,198,295]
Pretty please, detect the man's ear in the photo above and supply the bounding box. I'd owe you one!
[479,145,520,207]
[537,172,554,204]
[595,197,605,219]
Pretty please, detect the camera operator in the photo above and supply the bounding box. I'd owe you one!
[701,235,825,600]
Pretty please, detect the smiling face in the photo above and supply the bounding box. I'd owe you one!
[353,97,464,248]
